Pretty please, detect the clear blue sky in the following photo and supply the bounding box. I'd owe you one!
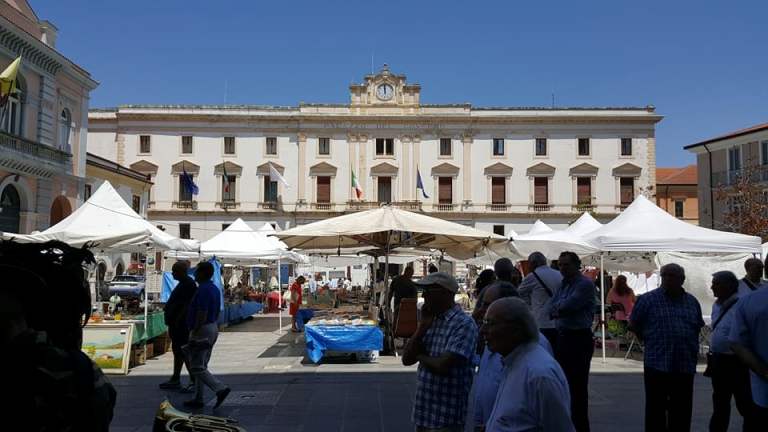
[37,0,768,167]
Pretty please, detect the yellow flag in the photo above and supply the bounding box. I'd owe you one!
[0,56,21,99]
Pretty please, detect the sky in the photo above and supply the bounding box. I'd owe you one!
[36,0,768,167]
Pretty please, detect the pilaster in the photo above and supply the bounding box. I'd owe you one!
[647,132,656,198]
[462,133,473,203]
[36,73,56,148]
[297,133,307,201]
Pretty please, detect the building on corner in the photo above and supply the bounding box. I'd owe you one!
[655,165,698,224]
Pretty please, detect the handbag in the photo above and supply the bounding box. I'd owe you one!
[703,299,737,377]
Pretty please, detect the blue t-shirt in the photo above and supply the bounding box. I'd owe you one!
[187,280,220,329]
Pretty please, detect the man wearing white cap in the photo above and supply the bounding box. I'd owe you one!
[403,272,478,432]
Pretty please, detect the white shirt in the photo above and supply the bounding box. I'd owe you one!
[518,266,562,329]
[709,294,739,354]
[308,279,317,293]
[737,278,768,298]
[486,343,574,432]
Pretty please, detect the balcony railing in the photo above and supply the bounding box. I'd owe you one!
[0,130,71,165]
[347,201,380,211]
[393,200,422,211]
[434,203,455,212]
[312,202,333,211]
[172,200,198,210]
[528,203,552,212]
[573,203,595,212]
[215,200,239,210]
[615,204,630,212]
[713,165,768,186]
[486,203,509,212]
[259,201,278,210]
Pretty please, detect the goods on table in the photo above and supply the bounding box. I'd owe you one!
[313,317,377,326]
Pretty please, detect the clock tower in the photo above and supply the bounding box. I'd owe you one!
[349,64,421,107]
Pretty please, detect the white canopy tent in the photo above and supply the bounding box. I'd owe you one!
[200,218,303,263]
[525,219,553,236]
[511,213,602,259]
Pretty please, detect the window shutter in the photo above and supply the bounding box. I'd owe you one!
[438,177,452,203]
[534,177,548,204]
[378,177,392,203]
[620,178,634,204]
[317,177,331,203]
[491,177,505,204]
[577,178,591,204]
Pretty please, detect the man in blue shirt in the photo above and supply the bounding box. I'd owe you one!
[630,263,704,432]
[549,251,596,432]
[403,272,477,432]
[482,297,574,432]
[183,261,230,409]
[729,278,768,423]
[707,271,759,431]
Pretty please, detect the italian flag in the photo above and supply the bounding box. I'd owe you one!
[351,168,364,199]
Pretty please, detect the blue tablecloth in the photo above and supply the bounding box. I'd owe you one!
[217,301,263,325]
[304,324,383,363]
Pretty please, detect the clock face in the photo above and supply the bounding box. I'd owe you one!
[376,83,394,101]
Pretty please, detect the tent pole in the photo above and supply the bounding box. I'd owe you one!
[277,257,282,333]
[600,253,606,364]
[383,231,393,355]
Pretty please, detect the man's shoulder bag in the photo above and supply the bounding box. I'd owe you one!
[703,300,738,378]
[532,270,554,298]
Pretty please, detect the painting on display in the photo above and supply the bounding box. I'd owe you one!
[81,324,133,375]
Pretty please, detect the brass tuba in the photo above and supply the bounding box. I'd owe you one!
[153,399,247,431]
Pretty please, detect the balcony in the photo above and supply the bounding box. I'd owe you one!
[529,203,553,212]
[393,200,422,211]
[0,131,72,176]
[713,165,768,186]
[215,200,240,210]
[434,203,456,212]
[259,201,278,210]
[347,201,380,211]
[486,203,509,212]
[312,202,333,211]
[615,204,630,212]
[573,203,595,212]
[172,200,198,210]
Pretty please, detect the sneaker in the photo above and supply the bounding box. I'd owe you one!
[158,379,181,390]
[214,387,231,409]
[183,399,204,409]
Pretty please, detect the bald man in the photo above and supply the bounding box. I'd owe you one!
[481,298,573,432]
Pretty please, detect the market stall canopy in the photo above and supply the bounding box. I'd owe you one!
[511,212,602,259]
[564,212,603,236]
[201,218,303,263]
[526,220,553,236]
[273,206,509,260]
[2,181,197,252]
[584,195,761,253]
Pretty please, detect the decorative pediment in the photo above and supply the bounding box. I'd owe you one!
[370,162,398,177]
[309,162,338,177]
[214,161,242,176]
[129,160,158,174]
[256,162,284,176]
[612,162,642,177]
[431,162,460,177]
[526,162,556,177]
[569,162,599,177]
[171,160,199,174]
[483,162,514,177]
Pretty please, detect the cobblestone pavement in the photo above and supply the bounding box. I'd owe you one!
[109,315,741,431]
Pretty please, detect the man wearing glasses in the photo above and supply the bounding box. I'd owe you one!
[403,272,477,432]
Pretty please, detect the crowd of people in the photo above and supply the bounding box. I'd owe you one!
[403,252,768,432]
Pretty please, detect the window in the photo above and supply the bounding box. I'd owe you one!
[621,138,632,156]
[264,176,278,202]
[181,136,193,154]
[762,140,768,165]
[131,195,141,213]
[493,138,505,156]
[493,225,505,236]
[438,177,452,204]
[222,175,236,202]
[376,138,394,156]
[84,184,92,200]
[266,137,277,155]
[491,177,505,204]
[179,223,191,240]
[59,109,71,152]
[222,224,230,231]
[224,136,236,155]
[1,75,23,136]
[440,138,452,156]
[728,146,742,172]
[318,137,330,155]
[316,176,331,203]
[535,138,547,156]
[377,176,392,204]
[674,200,684,218]
[139,135,151,154]
[577,177,592,205]
[179,176,193,202]
[534,177,549,204]
[620,177,634,205]
[578,138,590,156]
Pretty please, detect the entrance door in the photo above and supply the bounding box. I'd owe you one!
[0,185,21,233]
[378,177,392,204]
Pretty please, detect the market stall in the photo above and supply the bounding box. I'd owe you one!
[304,313,383,363]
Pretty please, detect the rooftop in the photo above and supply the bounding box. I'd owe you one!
[657,165,698,185]
[684,122,768,150]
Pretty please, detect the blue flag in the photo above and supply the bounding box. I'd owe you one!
[181,169,199,195]
[416,168,429,199]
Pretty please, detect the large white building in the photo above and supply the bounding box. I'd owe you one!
[88,65,662,241]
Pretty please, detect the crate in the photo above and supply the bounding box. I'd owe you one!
[130,346,146,367]
[152,333,171,355]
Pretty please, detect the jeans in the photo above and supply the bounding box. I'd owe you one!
[185,323,226,401]
[709,354,760,432]
[644,367,694,432]
[555,328,594,432]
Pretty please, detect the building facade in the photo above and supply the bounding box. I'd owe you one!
[685,122,768,229]
[88,66,661,241]
[0,0,98,235]
[656,165,698,224]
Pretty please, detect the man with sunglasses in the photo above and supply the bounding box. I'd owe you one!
[403,272,477,432]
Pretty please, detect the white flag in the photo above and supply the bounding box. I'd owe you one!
[269,163,290,188]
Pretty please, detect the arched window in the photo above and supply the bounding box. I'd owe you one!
[2,75,24,136]
[59,108,73,152]
[0,184,21,233]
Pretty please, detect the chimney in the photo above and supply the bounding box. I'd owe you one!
[39,20,58,48]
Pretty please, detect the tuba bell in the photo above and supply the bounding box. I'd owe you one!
[153,399,247,432]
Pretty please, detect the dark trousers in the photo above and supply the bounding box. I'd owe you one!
[541,328,559,353]
[555,328,594,432]
[709,354,760,432]
[644,367,694,432]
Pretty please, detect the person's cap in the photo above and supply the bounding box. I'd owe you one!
[414,271,459,293]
